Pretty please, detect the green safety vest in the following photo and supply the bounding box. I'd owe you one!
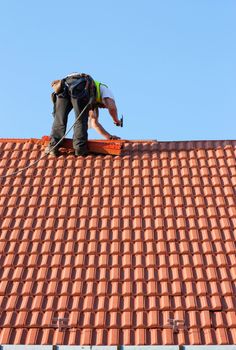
[94,80,108,103]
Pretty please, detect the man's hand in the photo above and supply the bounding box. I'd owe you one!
[114,115,123,127]
[114,120,122,127]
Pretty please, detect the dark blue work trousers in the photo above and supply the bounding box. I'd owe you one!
[50,88,89,151]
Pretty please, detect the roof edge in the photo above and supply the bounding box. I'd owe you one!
[0,137,236,152]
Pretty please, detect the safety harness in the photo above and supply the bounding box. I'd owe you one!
[51,73,108,110]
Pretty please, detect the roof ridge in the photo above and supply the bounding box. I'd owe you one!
[0,137,236,153]
[1,137,236,142]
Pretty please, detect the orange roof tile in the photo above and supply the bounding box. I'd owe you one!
[0,137,236,345]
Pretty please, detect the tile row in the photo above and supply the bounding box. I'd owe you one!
[0,279,235,300]
[2,182,236,196]
[1,168,236,183]
[2,204,236,218]
[1,182,236,195]
[0,239,235,254]
[1,226,236,241]
[0,266,235,283]
[0,252,235,267]
[1,163,236,178]
[1,168,236,185]
[1,218,236,233]
[1,217,236,234]
[1,149,236,163]
[1,194,236,209]
[0,325,235,345]
[0,293,235,313]
[0,234,236,248]
[1,169,236,183]
[1,143,235,158]
[0,140,235,156]
[0,308,236,328]
[1,181,236,199]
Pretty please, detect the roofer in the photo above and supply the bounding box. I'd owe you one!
[45,72,122,156]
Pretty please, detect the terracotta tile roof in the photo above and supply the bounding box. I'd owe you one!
[0,137,236,346]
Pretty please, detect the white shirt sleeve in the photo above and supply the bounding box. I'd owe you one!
[100,84,115,101]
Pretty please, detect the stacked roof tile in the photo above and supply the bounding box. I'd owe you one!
[0,137,236,346]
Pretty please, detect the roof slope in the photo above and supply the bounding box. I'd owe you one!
[0,138,236,346]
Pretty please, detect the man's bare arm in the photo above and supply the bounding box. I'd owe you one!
[102,98,120,125]
[89,109,120,139]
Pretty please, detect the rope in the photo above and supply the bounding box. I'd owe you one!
[0,100,91,179]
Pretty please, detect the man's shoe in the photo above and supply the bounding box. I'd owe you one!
[75,148,89,157]
[45,145,60,157]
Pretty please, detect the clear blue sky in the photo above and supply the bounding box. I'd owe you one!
[0,1,235,141]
